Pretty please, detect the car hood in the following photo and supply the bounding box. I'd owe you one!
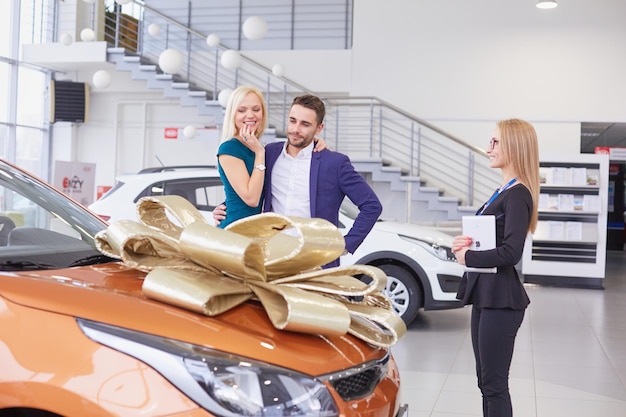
[0,263,387,375]
[374,220,454,246]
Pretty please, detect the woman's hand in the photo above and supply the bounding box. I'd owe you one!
[452,235,472,266]
[212,204,226,227]
[238,125,265,154]
[313,137,330,152]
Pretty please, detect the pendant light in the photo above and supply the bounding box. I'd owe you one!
[536,0,558,9]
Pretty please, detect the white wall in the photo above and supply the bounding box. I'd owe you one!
[257,0,626,155]
[348,0,626,153]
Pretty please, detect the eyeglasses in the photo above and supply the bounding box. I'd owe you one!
[489,138,500,150]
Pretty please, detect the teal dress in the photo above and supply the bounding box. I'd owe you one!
[216,139,264,228]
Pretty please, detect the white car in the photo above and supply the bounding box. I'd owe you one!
[89,166,464,324]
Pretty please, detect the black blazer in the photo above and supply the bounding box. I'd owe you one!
[456,184,531,310]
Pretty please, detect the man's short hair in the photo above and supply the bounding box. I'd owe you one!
[292,95,325,125]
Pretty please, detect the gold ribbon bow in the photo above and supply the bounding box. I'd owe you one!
[95,196,406,347]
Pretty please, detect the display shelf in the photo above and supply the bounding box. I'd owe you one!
[522,153,609,288]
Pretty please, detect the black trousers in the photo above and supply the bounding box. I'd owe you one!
[471,306,525,417]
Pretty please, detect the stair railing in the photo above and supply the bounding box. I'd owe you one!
[103,0,498,207]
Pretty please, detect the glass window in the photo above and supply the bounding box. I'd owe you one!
[19,0,56,46]
[15,126,44,177]
[16,67,45,127]
[0,124,7,160]
[0,62,8,123]
[0,1,11,57]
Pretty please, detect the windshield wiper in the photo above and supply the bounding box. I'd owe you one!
[68,254,119,267]
[0,260,57,271]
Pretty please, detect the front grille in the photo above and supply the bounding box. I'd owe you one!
[322,353,389,401]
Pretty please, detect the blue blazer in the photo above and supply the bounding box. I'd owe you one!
[263,142,382,265]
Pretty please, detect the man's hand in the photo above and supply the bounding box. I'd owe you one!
[212,204,227,226]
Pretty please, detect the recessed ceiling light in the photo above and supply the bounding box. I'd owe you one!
[536,0,558,9]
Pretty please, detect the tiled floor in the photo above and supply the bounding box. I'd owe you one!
[392,249,626,417]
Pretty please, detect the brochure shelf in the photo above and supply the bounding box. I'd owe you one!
[522,154,609,288]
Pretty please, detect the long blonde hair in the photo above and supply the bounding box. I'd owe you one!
[497,119,540,233]
[220,86,268,142]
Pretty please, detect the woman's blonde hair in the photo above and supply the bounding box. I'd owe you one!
[220,86,268,142]
[497,119,540,233]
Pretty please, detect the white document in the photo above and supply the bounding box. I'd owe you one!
[583,195,601,212]
[570,167,587,186]
[566,221,583,240]
[548,221,565,240]
[551,167,568,185]
[462,215,497,273]
[558,194,575,211]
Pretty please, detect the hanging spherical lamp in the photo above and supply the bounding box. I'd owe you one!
[148,23,161,37]
[242,16,268,41]
[80,28,95,42]
[218,89,233,108]
[158,49,184,74]
[115,0,133,5]
[59,33,73,46]
[92,70,112,89]
[206,33,220,47]
[272,64,285,77]
[221,50,242,70]
[183,125,197,139]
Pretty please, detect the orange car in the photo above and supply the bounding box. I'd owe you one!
[0,159,405,417]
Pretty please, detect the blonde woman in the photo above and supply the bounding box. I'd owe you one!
[216,86,268,228]
[452,119,539,417]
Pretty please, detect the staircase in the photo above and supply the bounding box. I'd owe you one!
[104,43,483,228]
[351,158,473,231]
[107,47,224,120]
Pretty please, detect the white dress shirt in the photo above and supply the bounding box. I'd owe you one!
[270,141,313,217]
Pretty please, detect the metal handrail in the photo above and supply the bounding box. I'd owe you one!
[342,96,487,155]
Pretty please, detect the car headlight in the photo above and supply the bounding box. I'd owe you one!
[398,234,457,262]
[78,319,338,417]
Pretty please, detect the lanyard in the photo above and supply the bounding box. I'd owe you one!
[478,177,517,215]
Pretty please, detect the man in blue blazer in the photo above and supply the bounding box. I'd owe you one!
[263,95,382,265]
[216,94,382,267]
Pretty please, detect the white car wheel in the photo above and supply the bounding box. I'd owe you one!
[379,264,421,325]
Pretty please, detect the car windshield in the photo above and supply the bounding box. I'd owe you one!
[0,161,114,271]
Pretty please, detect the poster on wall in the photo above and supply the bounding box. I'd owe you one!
[53,161,96,206]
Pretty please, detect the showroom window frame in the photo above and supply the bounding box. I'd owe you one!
[0,0,52,180]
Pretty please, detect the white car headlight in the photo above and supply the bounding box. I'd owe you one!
[78,319,338,417]
[398,234,457,262]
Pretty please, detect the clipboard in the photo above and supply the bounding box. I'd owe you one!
[462,215,497,273]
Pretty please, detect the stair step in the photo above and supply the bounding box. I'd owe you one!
[352,157,384,163]
[188,90,207,97]
[458,206,478,213]
[107,47,126,54]
[172,82,190,89]
[381,166,403,173]
[139,65,157,71]
[438,196,460,203]
[399,175,420,181]
[123,56,141,63]
[155,74,173,80]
